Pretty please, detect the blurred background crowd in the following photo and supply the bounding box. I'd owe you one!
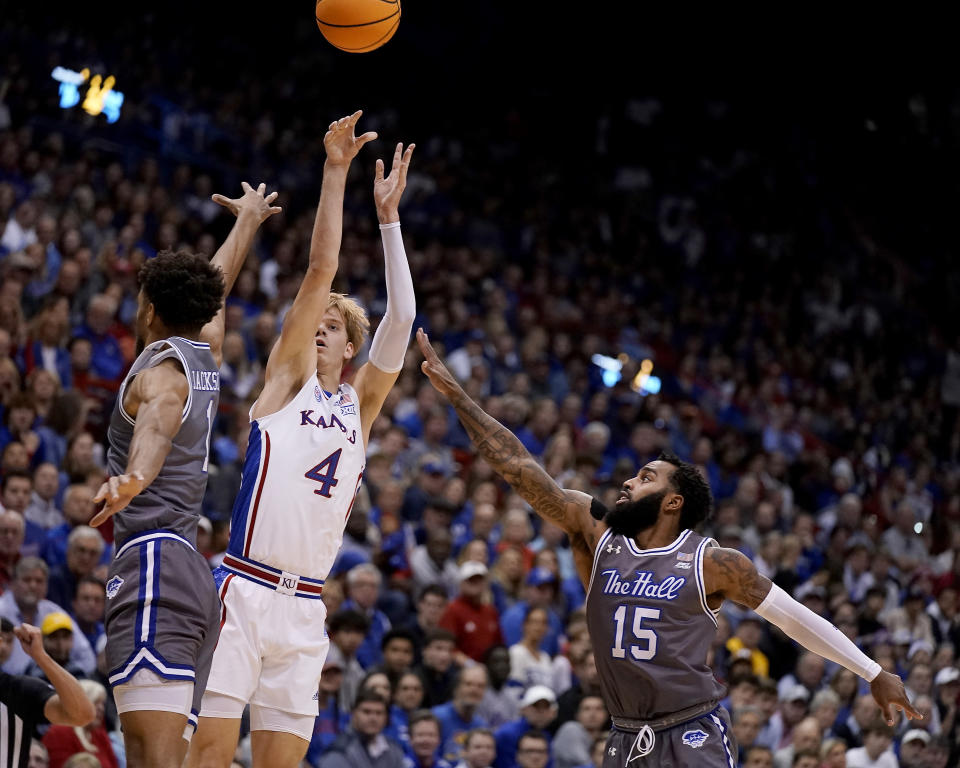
[1,6,959,768]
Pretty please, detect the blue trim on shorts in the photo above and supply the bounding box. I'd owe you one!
[135,543,148,644]
[149,540,161,646]
[108,644,197,687]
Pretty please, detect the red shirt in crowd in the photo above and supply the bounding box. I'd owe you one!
[43,724,119,768]
[439,595,504,662]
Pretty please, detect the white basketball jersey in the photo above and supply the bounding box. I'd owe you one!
[225,376,365,580]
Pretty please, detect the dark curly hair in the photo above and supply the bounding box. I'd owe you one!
[657,451,713,531]
[138,250,224,333]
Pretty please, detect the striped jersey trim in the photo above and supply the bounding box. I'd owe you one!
[170,336,211,349]
[624,528,692,557]
[694,537,719,628]
[243,430,271,558]
[585,528,615,608]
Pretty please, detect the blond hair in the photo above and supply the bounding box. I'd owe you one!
[327,293,369,358]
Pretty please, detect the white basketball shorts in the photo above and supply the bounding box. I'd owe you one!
[201,572,330,719]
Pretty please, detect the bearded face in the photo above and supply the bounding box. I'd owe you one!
[604,489,667,538]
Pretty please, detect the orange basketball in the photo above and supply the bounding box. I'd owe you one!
[315,0,401,53]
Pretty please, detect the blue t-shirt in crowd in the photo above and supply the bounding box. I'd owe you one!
[500,601,563,656]
[340,598,390,669]
[432,701,488,764]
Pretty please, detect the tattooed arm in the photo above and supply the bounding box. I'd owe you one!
[703,545,921,725]
[417,329,604,555]
[702,546,772,608]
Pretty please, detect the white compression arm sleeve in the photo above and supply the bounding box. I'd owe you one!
[754,583,882,682]
[367,222,416,373]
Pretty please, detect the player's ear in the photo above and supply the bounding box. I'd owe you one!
[665,492,683,513]
[343,340,355,361]
[145,302,156,328]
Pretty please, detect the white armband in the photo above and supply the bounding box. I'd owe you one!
[754,583,882,682]
[367,222,416,373]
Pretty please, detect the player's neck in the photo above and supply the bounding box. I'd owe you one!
[631,520,683,551]
[317,366,343,394]
[144,324,197,347]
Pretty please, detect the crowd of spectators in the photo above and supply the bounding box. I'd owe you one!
[2,7,960,768]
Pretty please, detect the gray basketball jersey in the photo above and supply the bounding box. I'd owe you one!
[586,523,725,721]
[107,336,219,549]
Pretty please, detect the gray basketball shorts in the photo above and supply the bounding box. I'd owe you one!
[104,530,220,727]
[603,706,736,768]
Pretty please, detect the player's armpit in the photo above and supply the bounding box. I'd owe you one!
[353,362,401,446]
[702,546,772,609]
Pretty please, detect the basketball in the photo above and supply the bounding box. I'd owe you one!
[315,0,401,53]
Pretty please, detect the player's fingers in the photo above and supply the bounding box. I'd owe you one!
[329,121,336,131]
[375,159,385,183]
[211,194,232,208]
[349,109,363,125]
[92,482,108,502]
[109,476,119,500]
[398,144,415,183]
[257,182,266,195]
[902,701,923,720]
[393,142,403,167]
[241,181,253,194]
[268,206,283,215]
[357,131,378,147]
[90,505,110,528]
[265,191,278,203]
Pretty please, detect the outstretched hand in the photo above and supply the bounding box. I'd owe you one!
[870,670,923,726]
[212,181,282,223]
[90,472,146,527]
[374,142,415,224]
[417,328,462,400]
[324,110,377,168]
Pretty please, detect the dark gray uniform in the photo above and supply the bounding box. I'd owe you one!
[586,502,735,768]
[103,336,221,730]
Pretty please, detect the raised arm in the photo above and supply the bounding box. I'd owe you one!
[417,328,602,551]
[353,141,416,446]
[254,111,376,417]
[90,360,188,526]
[14,624,96,727]
[199,181,282,366]
[703,545,921,725]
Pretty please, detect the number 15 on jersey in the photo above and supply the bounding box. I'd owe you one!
[611,605,661,661]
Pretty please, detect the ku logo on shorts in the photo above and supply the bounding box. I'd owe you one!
[681,729,709,749]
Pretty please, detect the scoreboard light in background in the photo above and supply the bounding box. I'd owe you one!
[631,358,661,396]
[52,66,124,123]
[591,354,662,395]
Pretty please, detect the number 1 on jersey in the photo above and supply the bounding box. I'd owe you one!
[305,449,342,497]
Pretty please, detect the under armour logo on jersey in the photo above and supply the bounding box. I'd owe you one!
[607,544,622,554]
[682,730,709,749]
[106,575,124,599]
[607,747,617,757]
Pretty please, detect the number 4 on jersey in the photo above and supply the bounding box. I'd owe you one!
[305,449,341,497]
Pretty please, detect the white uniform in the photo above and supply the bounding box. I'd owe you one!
[202,376,365,732]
